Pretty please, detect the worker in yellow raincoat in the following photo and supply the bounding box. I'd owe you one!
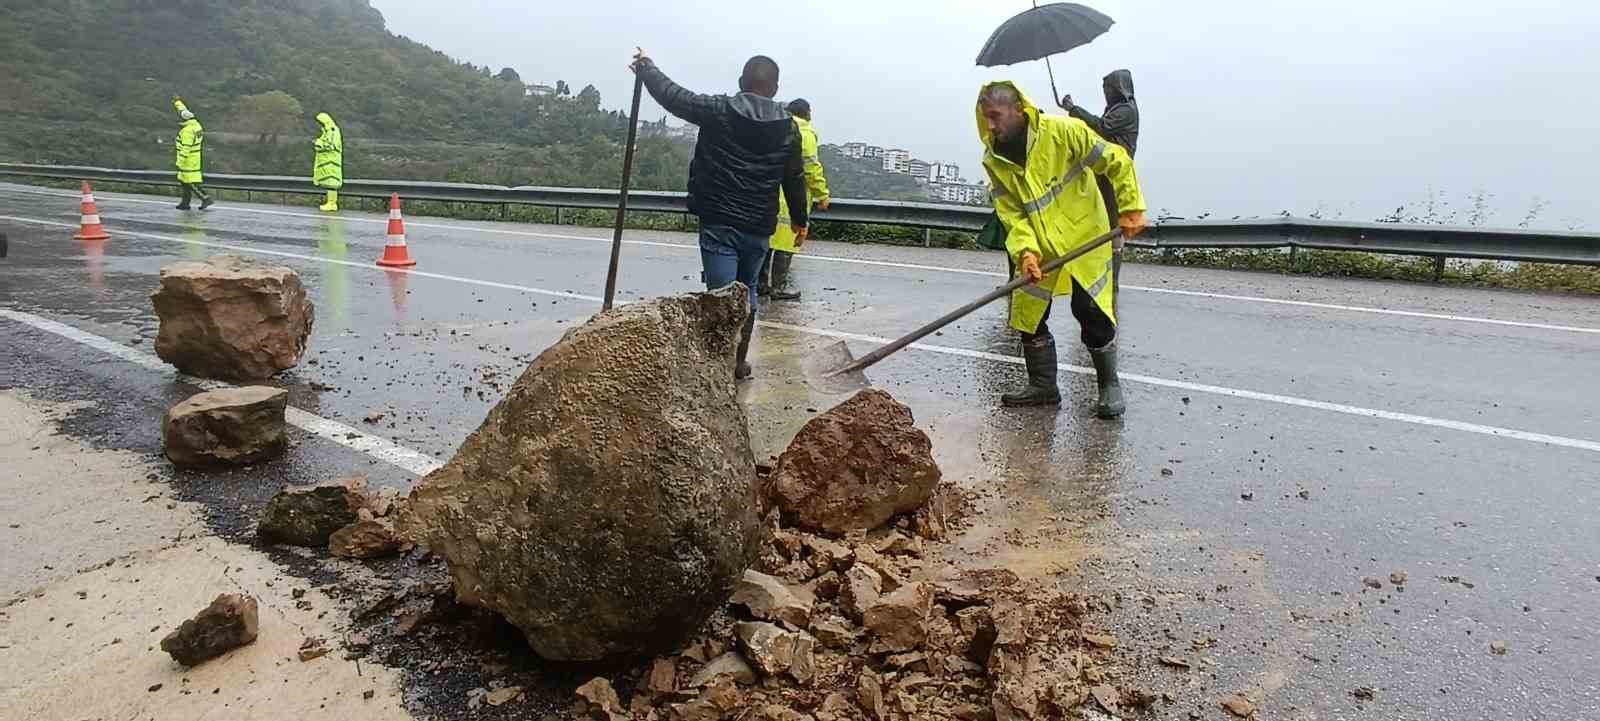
[172,97,211,210]
[977,81,1146,418]
[761,99,830,301]
[313,112,343,212]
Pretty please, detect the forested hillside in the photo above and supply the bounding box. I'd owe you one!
[0,0,687,188]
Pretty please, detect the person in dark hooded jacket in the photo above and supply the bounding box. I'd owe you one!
[631,49,810,381]
[1061,69,1139,228]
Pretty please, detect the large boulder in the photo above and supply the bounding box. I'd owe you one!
[399,287,762,662]
[152,254,314,381]
[770,389,942,534]
[161,386,288,467]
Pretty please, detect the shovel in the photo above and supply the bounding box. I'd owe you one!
[602,72,646,311]
[801,228,1123,394]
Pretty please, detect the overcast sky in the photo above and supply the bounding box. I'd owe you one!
[371,0,1599,229]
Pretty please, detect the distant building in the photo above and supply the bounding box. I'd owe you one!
[931,162,961,183]
[843,142,867,159]
[526,84,557,97]
[864,145,884,159]
[882,149,911,174]
[908,159,932,179]
[930,183,988,205]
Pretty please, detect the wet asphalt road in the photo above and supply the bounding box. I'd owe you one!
[2,182,1597,719]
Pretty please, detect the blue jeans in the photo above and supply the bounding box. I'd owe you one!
[699,224,769,357]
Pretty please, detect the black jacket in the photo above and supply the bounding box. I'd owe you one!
[1068,69,1139,157]
[637,60,808,235]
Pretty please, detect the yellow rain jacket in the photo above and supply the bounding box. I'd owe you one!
[313,112,343,190]
[770,116,830,254]
[173,99,204,184]
[978,81,1144,333]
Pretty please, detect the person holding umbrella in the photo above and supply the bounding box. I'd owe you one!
[977,81,1146,417]
[1060,70,1139,224]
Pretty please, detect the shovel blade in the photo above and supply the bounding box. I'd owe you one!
[800,340,870,395]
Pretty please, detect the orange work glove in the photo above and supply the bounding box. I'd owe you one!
[1117,210,1149,246]
[792,224,808,248]
[1018,251,1043,283]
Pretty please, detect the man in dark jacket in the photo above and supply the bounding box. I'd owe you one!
[631,49,810,380]
[1062,69,1139,312]
[1061,69,1139,227]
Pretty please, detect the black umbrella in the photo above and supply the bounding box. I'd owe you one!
[975,2,1115,104]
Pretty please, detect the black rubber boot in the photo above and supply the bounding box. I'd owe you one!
[734,312,754,380]
[1001,336,1061,407]
[770,251,801,301]
[1089,342,1125,419]
[199,195,215,211]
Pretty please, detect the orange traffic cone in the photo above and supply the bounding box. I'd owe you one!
[73,181,111,241]
[376,193,417,268]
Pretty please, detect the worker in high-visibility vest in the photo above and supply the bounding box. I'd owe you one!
[977,81,1147,418]
[313,112,343,212]
[761,99,830,301]
[172,97,211,210]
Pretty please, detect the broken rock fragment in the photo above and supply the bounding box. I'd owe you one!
[160,593,260,667]
[736,621,797,677]
[258,477,367,547]
[840,563,884,622]
[690,652,756,688]
[770,389,942,534]
[161,386,288,467]
[399,287,761,662]
[152,254,314,381]
[329,517,402,559]
[574,677,627,721]
[863,582,933,653]
[731,569,813,627]
[1220,694,1256,718]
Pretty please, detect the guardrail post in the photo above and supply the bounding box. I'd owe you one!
[1288,245,1299,268]
[501,203,509,221]
[556,207,565,225]
[923,228,932,248]
[1432,256,1447,281]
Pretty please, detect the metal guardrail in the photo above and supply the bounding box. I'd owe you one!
[3,162,1597,266]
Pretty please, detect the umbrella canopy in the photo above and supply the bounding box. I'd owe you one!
[975,3,1115,67]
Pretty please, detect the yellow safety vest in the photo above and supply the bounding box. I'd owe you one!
[173,100,204,184]
[313,113,343,190]
[978,81,1144,333]
[770,117,830,254]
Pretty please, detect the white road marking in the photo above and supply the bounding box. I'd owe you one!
[0,307,444,476]
[8,185,1597,335]
[4,214,1598,455]
[760,322,1600,454]
[0,215,603,304]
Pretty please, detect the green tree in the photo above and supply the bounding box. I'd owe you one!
[495,67,521,83]
[577,84,601,109]
[230,90,305,143]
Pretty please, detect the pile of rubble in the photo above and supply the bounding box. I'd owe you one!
[574,502,1155,721]
[561,389,1159,720]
